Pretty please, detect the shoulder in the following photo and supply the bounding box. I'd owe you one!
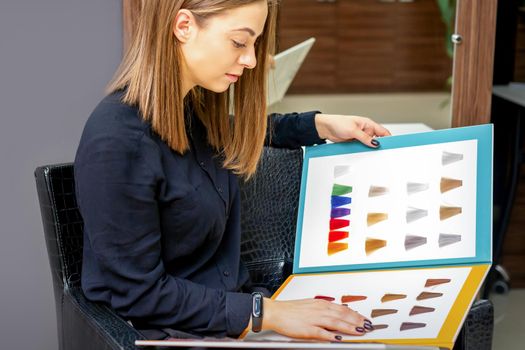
[75,91,158,166]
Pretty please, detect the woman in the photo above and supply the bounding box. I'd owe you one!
[74,0,390,342]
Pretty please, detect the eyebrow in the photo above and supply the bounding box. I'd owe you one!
[232,27,256,37]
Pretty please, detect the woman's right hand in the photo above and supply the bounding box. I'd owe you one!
[262,298,373,341]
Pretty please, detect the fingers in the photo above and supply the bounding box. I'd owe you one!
[352,128,378,148]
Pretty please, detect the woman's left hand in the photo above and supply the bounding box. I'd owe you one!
[314,114,391,148]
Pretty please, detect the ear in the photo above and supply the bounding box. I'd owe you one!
[173,9,196,43]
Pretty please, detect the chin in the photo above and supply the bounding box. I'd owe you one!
[199,80,232,94]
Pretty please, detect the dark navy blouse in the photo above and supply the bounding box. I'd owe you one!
[74,91,324,338]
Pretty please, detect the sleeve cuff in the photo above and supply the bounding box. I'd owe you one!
[297,111,326,146]
[225,292,253,337]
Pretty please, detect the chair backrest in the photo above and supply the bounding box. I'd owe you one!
[35,164,83,299]
[239,147,303,292]
[34,146,303,301]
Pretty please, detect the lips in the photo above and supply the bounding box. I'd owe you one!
[225,73,241,83]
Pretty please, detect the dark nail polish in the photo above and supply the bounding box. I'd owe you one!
[334,335,343,341]
[371,139,380,147]
[356,327,365,333]
[364,323,374,331]
[364,319,372,324]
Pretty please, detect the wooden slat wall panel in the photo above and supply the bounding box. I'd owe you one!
[395,1,451,91]
[278,0,338,91]
[337,0,395,91]
[278,0,451,93]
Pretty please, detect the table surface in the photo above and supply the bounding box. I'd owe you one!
[381,123,434,135]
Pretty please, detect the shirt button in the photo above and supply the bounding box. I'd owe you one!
[217,187,223,193]
[199,161,205,168]
[223,270,230,277]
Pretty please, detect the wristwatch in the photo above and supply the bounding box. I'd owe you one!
[251,292,264,332]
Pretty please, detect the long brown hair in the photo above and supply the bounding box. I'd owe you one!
[107,0,278,178]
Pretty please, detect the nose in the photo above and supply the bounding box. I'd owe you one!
[238,47,257,69]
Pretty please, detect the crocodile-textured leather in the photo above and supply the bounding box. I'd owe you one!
[453,299,494,350]
[35,147,493,349]
[239,147,303,293]
[35,164,144,350]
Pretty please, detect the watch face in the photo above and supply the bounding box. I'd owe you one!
[252,294,262,317]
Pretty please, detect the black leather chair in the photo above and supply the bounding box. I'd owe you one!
[35,147,493,350]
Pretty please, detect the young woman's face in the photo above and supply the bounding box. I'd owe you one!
[176,1,268,93]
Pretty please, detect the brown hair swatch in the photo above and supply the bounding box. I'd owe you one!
[371,309,398,318]
[365,238,387,255]
[440,177,463,193]
[381,294,407,303]
[425,278,451,287]
[371,324,389,331]
[401,322,426,331]
[416,292,443,300]
[369,186,389,197]
[440,205,462,220]
[409,306,435,316]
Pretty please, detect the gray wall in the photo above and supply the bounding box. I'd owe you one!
[0,1,122,349]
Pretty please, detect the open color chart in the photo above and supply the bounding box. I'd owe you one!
[243,124,493,349]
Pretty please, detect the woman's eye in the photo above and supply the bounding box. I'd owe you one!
[232,40,246,49]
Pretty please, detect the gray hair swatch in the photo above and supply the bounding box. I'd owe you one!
[407,182,429,195]
[406,207,428,223]
[442,151,464,165]
[439,233,462,247]
[405,235,427,250]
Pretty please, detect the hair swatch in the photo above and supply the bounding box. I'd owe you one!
[331,208,350,218]
[334,165,351,178]
[442,151,463,166]
[369,186,389,197]
[371,324,389,331]
[371,309,398,318]
[329,231,349,243]
[440,177,463,193]
[400,322,426,331]
[440,205,462,220]
[341,295,367,303]
[367,213,388,226]
[405,235,427,250]
[332,184,353,196]
[381,294,407,303]
[439,233,462,247]
[409,306,435,316]
[327,242,348,255]
[331,196,352,208]
[417,292,443,300]
[425,278,451,287]
[314,295,335,302]
[406,207,428,223]
[330,219,349,230]
[365,238,387,255]
[407,182,429,195]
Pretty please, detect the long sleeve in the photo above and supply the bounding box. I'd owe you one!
[74,107,251,337]
[265,111,326,148]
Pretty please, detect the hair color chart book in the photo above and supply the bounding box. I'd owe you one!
[243,124,493,349]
